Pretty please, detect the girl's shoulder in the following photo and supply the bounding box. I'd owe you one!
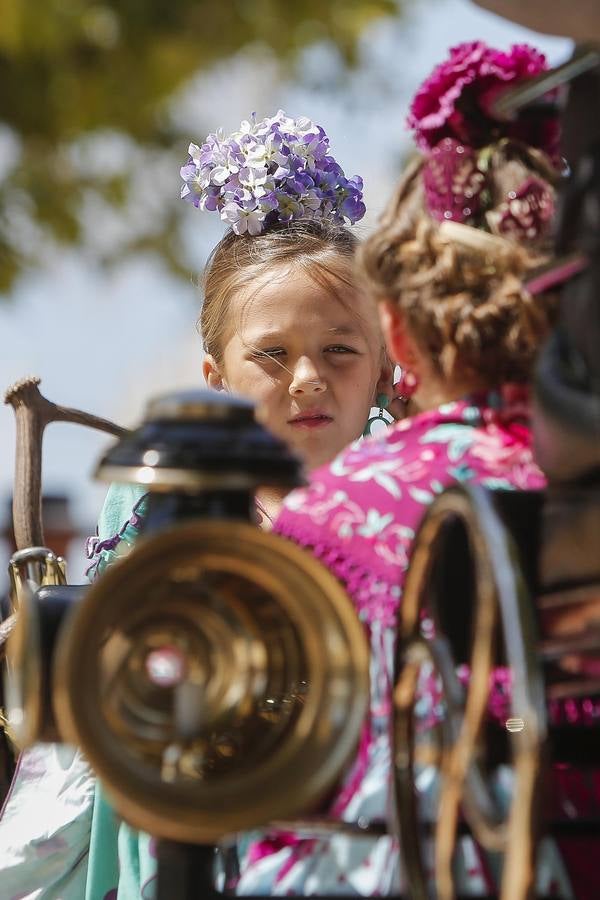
[86,483,148,581]
[275,392,543,612]
[279,406,456,525]
[281,391,541,525]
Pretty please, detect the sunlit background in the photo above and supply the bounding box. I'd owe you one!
[0,0,570,582]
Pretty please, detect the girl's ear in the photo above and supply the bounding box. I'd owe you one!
[378,300,416,370]
[375,348,395,401]
[203,354,226,391]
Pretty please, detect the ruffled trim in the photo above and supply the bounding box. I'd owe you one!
[275,518,400,628]
[85,493,149,582]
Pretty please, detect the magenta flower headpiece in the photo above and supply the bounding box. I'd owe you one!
[407,42,560,243]
[407,41,558,155]
[180,110,366,236]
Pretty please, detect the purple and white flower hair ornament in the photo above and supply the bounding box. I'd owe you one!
[180,110,366,235]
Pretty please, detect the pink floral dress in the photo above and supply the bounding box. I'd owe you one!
[234,387,575,897]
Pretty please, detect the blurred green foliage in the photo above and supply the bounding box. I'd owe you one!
[0,0,399,293]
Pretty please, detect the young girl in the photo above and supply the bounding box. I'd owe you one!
[253,218,561,897]
[199,220,393,523]
[241,44,574,898]
[84,215,393,585]
[0,110,393,899]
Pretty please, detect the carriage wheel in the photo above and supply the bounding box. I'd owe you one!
[393,485,547,900]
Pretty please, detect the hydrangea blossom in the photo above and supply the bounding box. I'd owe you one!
[180,110,366,235]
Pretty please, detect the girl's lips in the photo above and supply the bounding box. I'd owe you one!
[288,413,333,429]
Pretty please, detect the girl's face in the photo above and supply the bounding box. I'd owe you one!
[203,263,389,471]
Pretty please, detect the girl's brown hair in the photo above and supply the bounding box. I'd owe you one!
[359,214,554,386]
[199,219,359,362]
[358,137,560,386]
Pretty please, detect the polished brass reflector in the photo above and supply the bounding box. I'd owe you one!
[54,521,369,843]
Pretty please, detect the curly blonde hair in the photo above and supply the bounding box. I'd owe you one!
[358,214,554,385]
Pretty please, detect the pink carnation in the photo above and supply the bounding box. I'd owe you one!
[408,41,559,159]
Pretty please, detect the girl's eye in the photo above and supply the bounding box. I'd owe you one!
[326,345,357,354]
[253,348,285,360]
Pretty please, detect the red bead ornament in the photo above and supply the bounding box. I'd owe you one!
[395,369,419,401]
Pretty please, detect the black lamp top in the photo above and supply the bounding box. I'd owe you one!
[95,388,304,493]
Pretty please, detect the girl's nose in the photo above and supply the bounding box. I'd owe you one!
[289,357,326,395]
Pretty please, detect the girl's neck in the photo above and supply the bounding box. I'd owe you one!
[256,487,288,530]
[411,356,487,413]
[413,380,469,411]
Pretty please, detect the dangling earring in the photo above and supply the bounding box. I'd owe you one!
[395,369,418,403]
[363,393,395,438]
